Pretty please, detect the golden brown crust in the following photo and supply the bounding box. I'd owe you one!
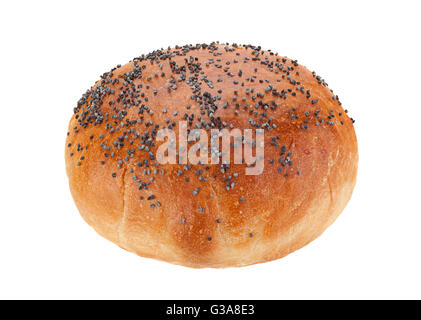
[65,43,358,268]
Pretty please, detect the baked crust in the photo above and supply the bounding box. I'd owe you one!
[65,43,358,268]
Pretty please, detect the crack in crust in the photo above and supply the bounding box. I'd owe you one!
[117,166,128,248]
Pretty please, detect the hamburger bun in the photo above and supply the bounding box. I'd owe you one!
[65,42,358,268]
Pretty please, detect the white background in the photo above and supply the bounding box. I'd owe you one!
[1,0,420,299]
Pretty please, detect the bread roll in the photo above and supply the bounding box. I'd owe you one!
[65,43,358,268]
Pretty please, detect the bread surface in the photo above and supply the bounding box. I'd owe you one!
[65,43,358,268]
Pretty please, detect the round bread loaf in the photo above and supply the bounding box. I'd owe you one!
[65,42,358,268]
